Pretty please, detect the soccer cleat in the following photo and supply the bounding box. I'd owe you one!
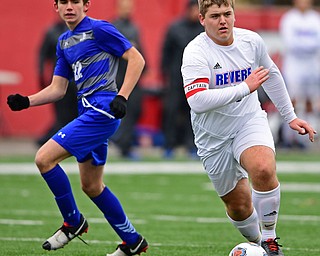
[261,237,284,256]
[106,235,148,256]
[42,214,88,250]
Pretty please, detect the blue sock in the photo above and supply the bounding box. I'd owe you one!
[41,165,80,226]
[91,186,139,245]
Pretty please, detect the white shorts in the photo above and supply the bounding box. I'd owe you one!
[202,111,275,197]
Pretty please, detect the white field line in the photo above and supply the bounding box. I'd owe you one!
[203,182,320,193]
[0,219,43,225]
[280,183,320,192]
[0,236,117,245]
[0,161,319,175]
[1,214,319,227]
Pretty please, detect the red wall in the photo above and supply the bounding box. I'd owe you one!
[0,1,286,137]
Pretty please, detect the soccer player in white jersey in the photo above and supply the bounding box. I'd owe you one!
[279,0,320,148]
[7,1,148,255]
[181,0,317,255]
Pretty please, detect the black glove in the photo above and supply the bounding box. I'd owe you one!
[109,95,127,119]
[7,94,30,111]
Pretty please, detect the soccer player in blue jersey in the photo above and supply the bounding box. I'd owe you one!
[7,0,148,255]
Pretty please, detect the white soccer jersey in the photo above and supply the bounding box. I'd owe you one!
[279,8,320,99]
[181,28,296,158]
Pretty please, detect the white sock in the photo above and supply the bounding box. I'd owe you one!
[227,208,261,244]
[252,184,280,241]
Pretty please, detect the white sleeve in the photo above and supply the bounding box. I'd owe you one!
[259,45,297,123]
[187,82,250,114]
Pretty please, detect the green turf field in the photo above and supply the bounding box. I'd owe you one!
[0,162,319,255]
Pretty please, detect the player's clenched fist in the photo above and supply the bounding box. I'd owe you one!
[245,66,269,93]
[7,94,30,111]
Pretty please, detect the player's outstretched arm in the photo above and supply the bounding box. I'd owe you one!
[7,75,68,111]
[289,118,317,142]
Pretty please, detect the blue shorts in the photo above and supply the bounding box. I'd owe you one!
[52,91,120,166]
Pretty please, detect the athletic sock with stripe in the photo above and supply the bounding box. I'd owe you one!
[41,164,81,226]
[91,186,139,245]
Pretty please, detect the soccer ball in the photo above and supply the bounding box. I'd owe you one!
[229,242,267,256]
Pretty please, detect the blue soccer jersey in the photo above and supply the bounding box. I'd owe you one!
[54,16,132,98]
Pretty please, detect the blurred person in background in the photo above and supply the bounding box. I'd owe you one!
[279,0,320,149]
[161,0,204,159]
[37,19,78,146]
[111,0,145,160]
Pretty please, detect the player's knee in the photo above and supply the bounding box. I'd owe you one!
[250,162,278,191]
[81,182,103,198]
[254,163,275,182]
[34,150,54,173]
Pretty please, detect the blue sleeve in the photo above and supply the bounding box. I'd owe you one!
[94,21,132,57]
[53,38,73,80]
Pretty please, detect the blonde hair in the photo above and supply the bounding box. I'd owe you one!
[198,0,234,16]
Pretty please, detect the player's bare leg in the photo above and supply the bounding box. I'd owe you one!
[35,139,71,174]
[79,159,105,197]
